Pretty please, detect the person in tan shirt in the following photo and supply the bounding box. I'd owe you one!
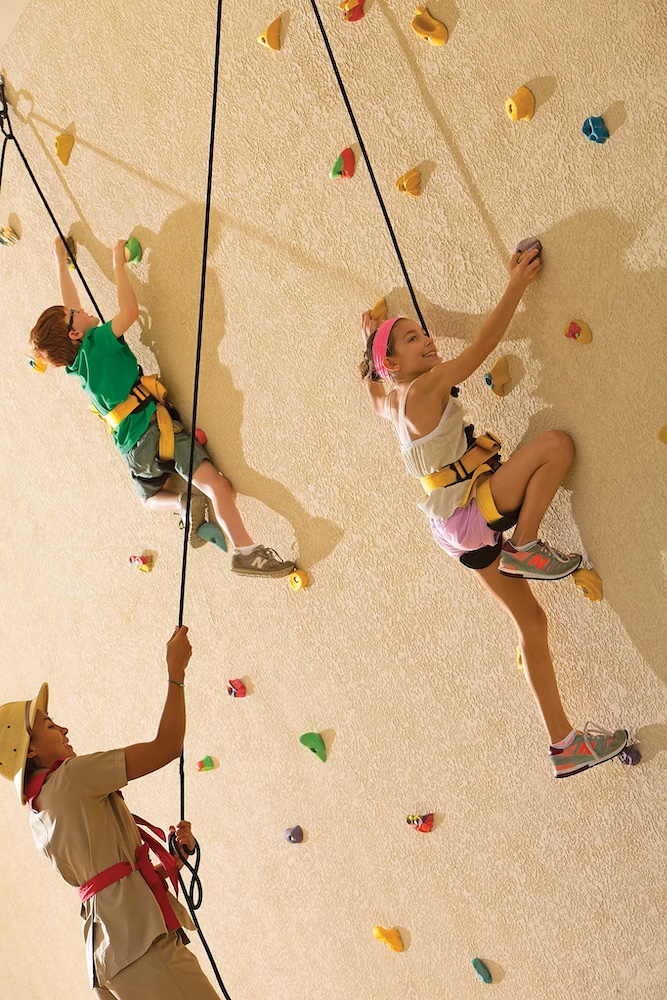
[0,626,219,999]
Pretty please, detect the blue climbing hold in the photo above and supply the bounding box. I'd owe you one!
[582,116,609,144]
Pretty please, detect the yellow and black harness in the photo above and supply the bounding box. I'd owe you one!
[420,427,521,569]
[92,373,180,467]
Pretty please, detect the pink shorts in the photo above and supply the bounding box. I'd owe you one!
[430,500,500,565]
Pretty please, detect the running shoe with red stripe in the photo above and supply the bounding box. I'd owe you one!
[549,723,628,778]
[498,539,582,580]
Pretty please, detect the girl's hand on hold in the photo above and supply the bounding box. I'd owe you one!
[361,310,380,344]
[166,625,192,683]
[508,248,541,289]
[52,236,68,261]
[169,820,196,857]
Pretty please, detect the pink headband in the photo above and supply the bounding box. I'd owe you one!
[372,316,401,380]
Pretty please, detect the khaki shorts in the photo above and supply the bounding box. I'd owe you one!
[124,420,211,500]
[93,931,219,1000]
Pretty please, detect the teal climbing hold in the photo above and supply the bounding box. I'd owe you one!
[196,522,228,552]
[299,731,327,762]
[471,958,492,984]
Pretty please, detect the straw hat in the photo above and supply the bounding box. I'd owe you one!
[0,684,49,804]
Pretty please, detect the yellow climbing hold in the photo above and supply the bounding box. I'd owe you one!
[288,570,309,592]
[505,86,535,123]
[396,168,421,196]
[411,7,448,45]
[373,926,403,952]
[370,298,388,323]
[258,17,281,50]
[55,134,74,166]
[484,356,510,396]
[658,424,667,444]
[573,568,603,602]
[0,226,18,246]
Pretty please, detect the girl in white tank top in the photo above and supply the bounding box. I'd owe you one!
[357,247,631,778]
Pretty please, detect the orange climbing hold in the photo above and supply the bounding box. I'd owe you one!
[373,926,403,952]
[396,168,421,196]
[55,134,74,166]
[505,86,535,122]
[339,0,365,22]
[370,298,387,323]
[258,17,281,50]
[573,568,603,602]
[411,7,448,45]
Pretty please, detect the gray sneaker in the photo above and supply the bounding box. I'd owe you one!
[178,492,208,549]
[231,545,295,577]
[498,539,582,581]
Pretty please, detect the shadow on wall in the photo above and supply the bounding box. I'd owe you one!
[128,205,344,571]
[378,206,667,691]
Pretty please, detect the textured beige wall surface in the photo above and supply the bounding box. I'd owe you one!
[1,2,666,998]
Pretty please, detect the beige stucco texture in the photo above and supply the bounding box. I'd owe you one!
[1,1,666,998]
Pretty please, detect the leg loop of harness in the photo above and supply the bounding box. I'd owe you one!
[475,473,521,532]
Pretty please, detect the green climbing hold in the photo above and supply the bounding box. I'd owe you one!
[299,731,326,762]
[124,237,142,263]
[471,958,492,984]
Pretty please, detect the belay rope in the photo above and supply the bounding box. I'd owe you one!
[307,0,431,338]
[0,8,231,996]
[2,0,438,995]
[0,76,103,320]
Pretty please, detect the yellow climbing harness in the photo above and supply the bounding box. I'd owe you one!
[94,375,176,463]
[419,432,501,495]
[474,474,502,524]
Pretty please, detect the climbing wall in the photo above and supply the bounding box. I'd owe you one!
[1,1,666,997]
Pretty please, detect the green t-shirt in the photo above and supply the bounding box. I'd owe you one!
[66,321,155,455]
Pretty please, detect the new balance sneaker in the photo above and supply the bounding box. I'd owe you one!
[231,545,295,577]
[178,492,208,549]
[498,539,582,580]
[549,723,628,778]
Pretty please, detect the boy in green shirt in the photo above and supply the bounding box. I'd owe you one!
[29,237,294,577]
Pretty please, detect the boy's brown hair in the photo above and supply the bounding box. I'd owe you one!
[29,306,79,368]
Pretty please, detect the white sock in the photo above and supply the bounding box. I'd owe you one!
[235,544,259,555]
[550,729,576,749]
[511,539,537,551]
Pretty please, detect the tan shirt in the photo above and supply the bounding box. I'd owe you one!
[28,750,193,986]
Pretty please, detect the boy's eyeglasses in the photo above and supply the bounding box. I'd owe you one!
[66,308,80,333]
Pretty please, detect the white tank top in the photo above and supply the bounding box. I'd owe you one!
[390,382,478,522]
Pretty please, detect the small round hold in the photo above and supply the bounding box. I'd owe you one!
[29,357,48,373]
[284,825,303,843]
[618,744,641,766]
[289,569,309,591]
[194,428,207,446]
[124,237,142,263]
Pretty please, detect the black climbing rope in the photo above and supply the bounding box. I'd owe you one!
[0,14,231,993]
[307,1,430,336]
[171,0,232,995]
[0,76,104,320]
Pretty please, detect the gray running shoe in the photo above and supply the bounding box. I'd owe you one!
[231,545,295,577]
[178,492,208,549]
[549,723,628,778]
[498,539,581,581]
